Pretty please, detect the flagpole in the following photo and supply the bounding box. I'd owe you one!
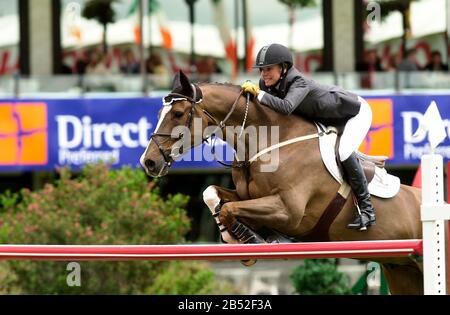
[138,0,147,94]
[242,0,248,73]
[234,0,239,75]
[446,0,450,64]
[148,0,152,56]
[185,0,197,72]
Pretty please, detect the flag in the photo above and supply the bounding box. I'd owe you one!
[127,0,143,44]
[127,0,173,49]
[243,0,255,72]
[154,5,173,49]
[413,101,447,151]
[64,2,83,44]
[211,0,238,76]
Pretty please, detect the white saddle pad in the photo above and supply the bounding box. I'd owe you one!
[316,123,400,199]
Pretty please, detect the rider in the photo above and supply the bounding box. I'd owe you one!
[241,43,376,231]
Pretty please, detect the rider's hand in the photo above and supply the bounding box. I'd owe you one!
[241,81,260,97]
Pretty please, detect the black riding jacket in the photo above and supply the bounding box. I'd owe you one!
[258,67,361,126]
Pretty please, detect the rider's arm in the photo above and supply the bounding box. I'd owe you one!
[257,77,309,115]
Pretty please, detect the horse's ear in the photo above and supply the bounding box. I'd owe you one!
[178,70,191,89]
[171,70,192,97]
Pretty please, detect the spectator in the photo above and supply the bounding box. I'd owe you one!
[356,49,384,89]
[60,62,73,74]
[146,53,167,75]
[424,51,449,71]
[205,56,222,74]
[196,56,222,81]
[86,51,109,75]
[385,53,401,72]
[74,51,89,75]
[120,49,139,74]
[397,49,419,72]
[146,53,169,88]
[356,49,384,72]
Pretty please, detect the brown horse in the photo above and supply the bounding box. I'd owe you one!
[141,71,423,295]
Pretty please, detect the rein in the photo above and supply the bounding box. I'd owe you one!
[248,127,337,164]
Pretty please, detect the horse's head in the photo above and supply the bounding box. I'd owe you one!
[140,70,210,177]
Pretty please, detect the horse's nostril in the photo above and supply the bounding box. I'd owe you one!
[145,159,156,171]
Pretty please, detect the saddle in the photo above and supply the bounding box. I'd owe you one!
[316,123,400,199]
[356,152,386,183]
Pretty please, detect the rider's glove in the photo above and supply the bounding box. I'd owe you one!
[241,81,260,97]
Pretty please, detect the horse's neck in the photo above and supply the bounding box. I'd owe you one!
[202,85,281,129]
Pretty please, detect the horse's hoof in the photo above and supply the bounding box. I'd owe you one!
[241,259,257,267]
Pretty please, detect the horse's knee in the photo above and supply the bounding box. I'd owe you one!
[286,215,301,230]
[219,203,236,227]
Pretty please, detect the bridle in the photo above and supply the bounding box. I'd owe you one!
[150,83,335,172]
[150,83,245,169]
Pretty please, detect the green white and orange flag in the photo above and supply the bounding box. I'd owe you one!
[127,0,173,49]
[211,0,238,76]
[243,0,255,72]
[64,2,83,44]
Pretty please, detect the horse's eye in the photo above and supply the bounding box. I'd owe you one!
[173,111,184,119]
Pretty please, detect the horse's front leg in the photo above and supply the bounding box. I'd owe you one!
[219,194,291,244]
[203,185,241,244]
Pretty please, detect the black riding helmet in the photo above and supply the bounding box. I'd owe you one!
[253,44,293,69]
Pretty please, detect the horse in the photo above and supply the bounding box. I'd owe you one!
[140,71,423,295]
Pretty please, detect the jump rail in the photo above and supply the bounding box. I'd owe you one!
[0,240,423,261]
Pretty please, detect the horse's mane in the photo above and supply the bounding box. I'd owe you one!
[199,82,241,92]
[198,81,292,123]
[197,81,315,136]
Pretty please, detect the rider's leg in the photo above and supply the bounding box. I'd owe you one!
[341,152,376,230]
[339,97,376,230]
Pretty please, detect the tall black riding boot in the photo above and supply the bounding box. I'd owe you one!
[342,152,376,231]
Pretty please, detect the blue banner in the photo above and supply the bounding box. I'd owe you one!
[1,94,450,172]
[0,98,232,172]
[364,95,450,165]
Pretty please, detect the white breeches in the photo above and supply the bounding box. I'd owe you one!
[338,96,372,161]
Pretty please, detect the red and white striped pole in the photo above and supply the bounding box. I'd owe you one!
[0,240,422,261]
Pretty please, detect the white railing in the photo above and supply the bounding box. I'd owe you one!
[1,71,450,98]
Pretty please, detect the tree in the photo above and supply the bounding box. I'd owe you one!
[278,0,316,50]
[0,164,228,294]
[290,259,352,295]
[371,0,419,52]
[82,0,118,53]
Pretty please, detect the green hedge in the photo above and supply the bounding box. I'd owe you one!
[290,259,352,295]
[0,164,232,294]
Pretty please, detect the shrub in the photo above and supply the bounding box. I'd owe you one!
[290,259,352,295]
[0,164,229,294]
[146,261,237,295]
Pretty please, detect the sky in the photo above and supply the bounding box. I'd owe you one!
[0,0,16,16]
